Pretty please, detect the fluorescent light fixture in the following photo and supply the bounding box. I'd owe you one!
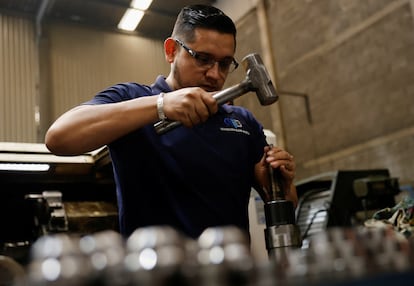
[131,0,152,10]
[118,8,144,31]
[118,0,153,31]
[0,163,50,172]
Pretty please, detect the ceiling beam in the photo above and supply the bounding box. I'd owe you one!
[36,0,55,39]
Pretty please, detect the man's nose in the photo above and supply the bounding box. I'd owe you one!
[205,62,223,79]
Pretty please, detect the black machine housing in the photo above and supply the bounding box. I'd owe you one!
[295,169,400,242]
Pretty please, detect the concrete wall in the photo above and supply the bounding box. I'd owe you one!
[223,0,414,188]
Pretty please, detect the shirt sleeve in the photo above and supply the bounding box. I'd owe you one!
[83,82,153,105]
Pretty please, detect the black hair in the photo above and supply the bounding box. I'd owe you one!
[171,5,236,44]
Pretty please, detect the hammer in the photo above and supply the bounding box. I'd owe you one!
[154,53,278,134]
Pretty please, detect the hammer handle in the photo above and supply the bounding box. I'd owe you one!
[267,144,286,201]
[213,79,251,104]
[154,80,251,135]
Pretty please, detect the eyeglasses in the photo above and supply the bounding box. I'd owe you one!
[175,39,239,73]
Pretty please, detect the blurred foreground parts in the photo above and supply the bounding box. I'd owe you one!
[20,226,414,286]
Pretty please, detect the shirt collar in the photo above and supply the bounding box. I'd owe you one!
[151,75,172,94]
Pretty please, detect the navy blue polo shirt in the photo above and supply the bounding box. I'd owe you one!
[85,75,267,239]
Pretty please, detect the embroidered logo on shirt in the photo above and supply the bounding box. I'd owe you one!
[224,118,242,128]
[221,118,250,135]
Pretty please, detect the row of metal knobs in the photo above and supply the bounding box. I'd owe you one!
[20,225,414,286]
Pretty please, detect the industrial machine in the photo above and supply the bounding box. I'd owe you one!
[0,142,118,264]
[1,150,413,286]
[295,169,400,244]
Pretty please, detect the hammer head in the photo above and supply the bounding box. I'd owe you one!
[242,53,278,105]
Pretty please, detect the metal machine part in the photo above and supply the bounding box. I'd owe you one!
[79,230,126,286]
[0,143,117,265]
[264,201,302,267]
[27,233,89,286]
[262,156,302,264]
[124,225,189,286]
[0,255,26,286]
[295,169,399,243]
[25,191,69,236]
[196,226,255,286]
[22,226,414,286]
[154,53,278,134]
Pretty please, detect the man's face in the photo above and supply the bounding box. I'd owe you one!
[170,28,236,92]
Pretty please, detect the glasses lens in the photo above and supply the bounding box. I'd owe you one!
[195,54,238,73]
[194,53,215,67]
[219,58,237,72]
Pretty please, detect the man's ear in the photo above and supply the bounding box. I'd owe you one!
[164,38,177,63]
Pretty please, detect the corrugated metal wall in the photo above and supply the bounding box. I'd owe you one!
[48,24,169,122]
[0,14,38,142]
[0,15,169,143]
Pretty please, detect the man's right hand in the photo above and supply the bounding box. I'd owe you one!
[162,87,218,127]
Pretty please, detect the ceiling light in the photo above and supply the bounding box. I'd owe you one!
[118,0,153,32]
[118,8,145,31]
[131,0,153,10]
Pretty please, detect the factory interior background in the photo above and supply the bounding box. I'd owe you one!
[1,0,414,285]
[1,0,413,187]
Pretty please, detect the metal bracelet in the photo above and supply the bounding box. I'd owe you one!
[156,93,167,121]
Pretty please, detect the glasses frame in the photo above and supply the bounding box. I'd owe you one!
[174,38,239,73]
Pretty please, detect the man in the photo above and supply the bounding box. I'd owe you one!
[45,5,297,239]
